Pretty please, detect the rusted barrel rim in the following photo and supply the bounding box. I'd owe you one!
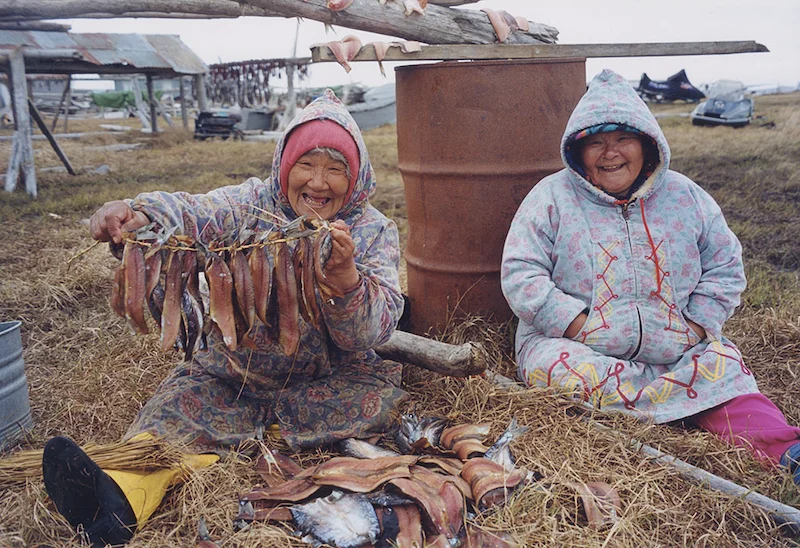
[395,58,586,72]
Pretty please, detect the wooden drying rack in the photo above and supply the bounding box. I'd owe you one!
[310,41,768,63]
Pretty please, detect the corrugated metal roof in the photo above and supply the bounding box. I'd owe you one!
[0,30,207,75]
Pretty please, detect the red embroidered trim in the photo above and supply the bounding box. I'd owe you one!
[640,200,693,349]
[579,243,618,341]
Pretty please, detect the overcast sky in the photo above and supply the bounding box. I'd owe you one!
[61,0,799,90]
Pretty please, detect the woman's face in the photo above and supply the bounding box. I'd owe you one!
[580,130,645,196]
[287,150,349,220]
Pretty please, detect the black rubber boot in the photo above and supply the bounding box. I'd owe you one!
[42,436,137,547]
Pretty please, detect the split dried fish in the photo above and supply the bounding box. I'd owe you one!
[205,250,237,351]
[274,240,300,355]
[396,413,448,453]
[122,240,149,334]
[339,438,401,459]
[484,418,529,471]
[291,490,379,548]
[161,250,184,352]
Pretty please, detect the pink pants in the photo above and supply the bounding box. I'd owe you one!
[686,393,800,465]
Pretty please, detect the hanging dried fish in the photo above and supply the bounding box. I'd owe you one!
[274,240,300,356]
[248,236,272,326]
[180,291,203,361]
[122,240,149,334]
[148,283,165,329]
[110,261,127,319]
[231,245,256,333]
[160,250,184,353]
[205,250,238,351]
[298,236,321,329]
[143,247,163,302]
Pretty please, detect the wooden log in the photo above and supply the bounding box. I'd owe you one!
[0,0,283,19]
[429,0,477,5]
[27,98,76,176]
[0,0,559,45]
[22,49,83,60]
[375,330,486,377]
[4,47,36,197]
[312,40,770,63]
[484,369,800,533]
[244,0,558,45]
[0,21,71,31]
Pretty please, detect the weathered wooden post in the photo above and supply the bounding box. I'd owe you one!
[179,76,189,129]
[131,75,151,130]
[50,75,70,132]
[3,47,36,197]
[195,73,208,112]
[146,74,158,134]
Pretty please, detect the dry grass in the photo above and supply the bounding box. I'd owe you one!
[1,94,800,546]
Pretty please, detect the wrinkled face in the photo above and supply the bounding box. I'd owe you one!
[287,150,349,220]
[580,130,645,196]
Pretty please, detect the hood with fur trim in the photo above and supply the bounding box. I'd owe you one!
[561,69,670,204]
[270,89,376,220]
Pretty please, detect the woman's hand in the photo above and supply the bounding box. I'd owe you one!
[687,319,706,340]
[564,311,588,339]
[324,220,360,293]
[89,200,151,244]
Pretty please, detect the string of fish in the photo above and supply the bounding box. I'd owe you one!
[109,214,344,361]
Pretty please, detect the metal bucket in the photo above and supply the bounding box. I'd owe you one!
[0,320,33,450]
[396,58,587,335]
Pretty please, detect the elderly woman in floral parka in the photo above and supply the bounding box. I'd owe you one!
[501,69,800,482]
[105,89,408,452]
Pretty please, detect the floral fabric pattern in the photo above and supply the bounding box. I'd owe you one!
[501,70,758,422]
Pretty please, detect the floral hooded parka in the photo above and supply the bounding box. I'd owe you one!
[124,90,408,450]
[501,70,758,423]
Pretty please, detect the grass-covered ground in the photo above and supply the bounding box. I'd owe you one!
[1,92,799,546]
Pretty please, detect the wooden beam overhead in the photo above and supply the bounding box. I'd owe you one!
[311,41,770,63]
[0,0,559,45]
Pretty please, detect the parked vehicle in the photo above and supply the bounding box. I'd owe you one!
[690,81,754,127]
[637,69,705,103]
[194,109,243,140]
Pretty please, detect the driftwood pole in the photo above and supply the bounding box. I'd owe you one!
[27,98,76,175]
[63,75,71,133]
[195,73,208,112]
[4,47,36,197]
[179,76,189,129]
[50,75,70,132]
[131,76,151,129]
[146,74,158,135]
[0,0,559,45]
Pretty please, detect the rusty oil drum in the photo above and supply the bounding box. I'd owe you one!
[396,59,586,335]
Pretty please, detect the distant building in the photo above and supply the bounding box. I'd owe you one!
[112,75,182,95]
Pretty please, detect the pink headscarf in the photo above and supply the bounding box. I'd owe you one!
[279,119,360,202]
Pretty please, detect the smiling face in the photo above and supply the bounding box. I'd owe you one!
[579,130,645,197]
[286,150,350,220]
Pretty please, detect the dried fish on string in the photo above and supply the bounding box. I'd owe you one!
[102,213,344,359]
